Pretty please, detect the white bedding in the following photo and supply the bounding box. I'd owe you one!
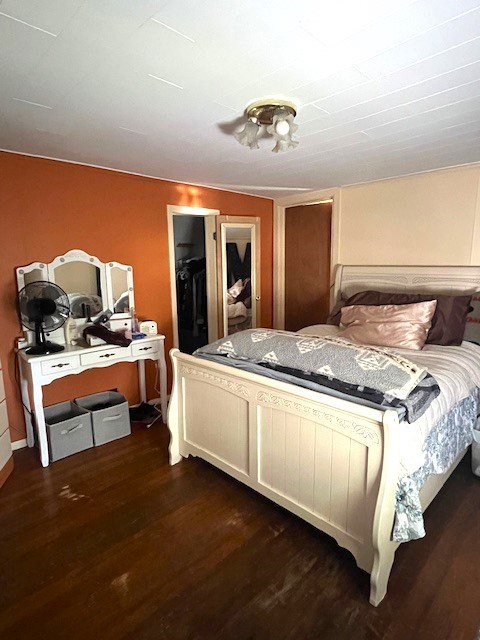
[299,324,480,476]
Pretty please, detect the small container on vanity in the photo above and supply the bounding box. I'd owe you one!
[75,391,131,446]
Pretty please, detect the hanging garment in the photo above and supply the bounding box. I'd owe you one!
[192,269,207,337]
[226,243,251,286]
[176,257,207,331]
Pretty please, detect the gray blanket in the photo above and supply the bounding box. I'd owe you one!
[196,329,428,401]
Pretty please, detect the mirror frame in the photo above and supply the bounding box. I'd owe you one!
[106,261,135,320]
[48,249,108,315]
[217,216,261,338]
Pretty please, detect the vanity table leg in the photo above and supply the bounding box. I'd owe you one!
[158,352,167,424]
[19,360,34,447]
[138,360,147,403]
[32,383,49,467]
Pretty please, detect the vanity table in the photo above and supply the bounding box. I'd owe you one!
[16,249,167,467]
[18,336,167,467]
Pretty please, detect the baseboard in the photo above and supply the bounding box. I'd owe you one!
[11,439,27,450]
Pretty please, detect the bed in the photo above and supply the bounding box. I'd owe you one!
[167,265,480,606]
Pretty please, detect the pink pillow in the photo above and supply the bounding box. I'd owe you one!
[226,279,244,304]
[340,300,437,350]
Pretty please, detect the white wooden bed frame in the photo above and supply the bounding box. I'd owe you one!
[167,265,480,606]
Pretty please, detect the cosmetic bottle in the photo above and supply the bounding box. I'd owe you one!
[64,315,77,345]
[131,307,140,333]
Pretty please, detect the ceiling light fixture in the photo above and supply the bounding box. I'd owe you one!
[234,99,299,153]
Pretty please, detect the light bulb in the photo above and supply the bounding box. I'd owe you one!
[275,119,290,136]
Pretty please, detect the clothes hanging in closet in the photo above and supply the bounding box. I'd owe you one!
[226,243,251,286]
[176,257,207,334]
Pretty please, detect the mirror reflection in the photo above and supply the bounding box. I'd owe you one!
[110,266,131,313]
[23,268,45,286]
[225,226,252,335]
[53,262,103,319]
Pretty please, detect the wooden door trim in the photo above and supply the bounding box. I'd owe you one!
[273,188,340,330]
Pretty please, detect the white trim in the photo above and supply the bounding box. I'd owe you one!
[12,438,27,450]
[0,149,274,200]
[273,188,341,329]
[167,205,218,216]
[3,148,480,199]
[167,205,220,349]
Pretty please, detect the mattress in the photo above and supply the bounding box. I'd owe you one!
[300,325,480,476]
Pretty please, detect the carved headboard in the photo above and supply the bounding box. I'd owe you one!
[333,265,480,304]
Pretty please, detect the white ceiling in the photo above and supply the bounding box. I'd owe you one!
[1,0,480,198]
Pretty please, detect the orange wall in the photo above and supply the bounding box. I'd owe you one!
[0,151,274,443]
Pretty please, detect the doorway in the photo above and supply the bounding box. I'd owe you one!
[167,206,219,354]
[284,202,332,332]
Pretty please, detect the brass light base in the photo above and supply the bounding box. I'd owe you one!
[245,99,297,125]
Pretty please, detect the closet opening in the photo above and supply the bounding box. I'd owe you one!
[174,215,208,353]
[167,206,219,354]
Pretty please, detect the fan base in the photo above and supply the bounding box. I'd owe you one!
[26,342,65,356]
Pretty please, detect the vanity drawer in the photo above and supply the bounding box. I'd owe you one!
[80,347,131,366]
[41,355,80,376]
[131,341,159,357]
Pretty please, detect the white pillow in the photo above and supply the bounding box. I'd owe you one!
[297,324,342,338]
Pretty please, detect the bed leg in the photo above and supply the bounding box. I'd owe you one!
[369,410,400,606]
[369,545,396,606]
[167,349,183,466]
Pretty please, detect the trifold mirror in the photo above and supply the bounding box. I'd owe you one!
[16,250,135,321]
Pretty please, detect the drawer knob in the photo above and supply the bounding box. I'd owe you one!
[52,363,69,368]
[139,346,152,351]
[100,353,115,358]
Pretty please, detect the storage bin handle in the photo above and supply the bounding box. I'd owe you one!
[60,423,83,435]
[103,414,122,422]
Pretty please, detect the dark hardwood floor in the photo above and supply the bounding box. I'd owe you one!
[0,424,479,640]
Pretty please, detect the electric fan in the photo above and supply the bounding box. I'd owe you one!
[18,281,71,355]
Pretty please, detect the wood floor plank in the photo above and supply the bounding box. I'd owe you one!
[0,424,478,640]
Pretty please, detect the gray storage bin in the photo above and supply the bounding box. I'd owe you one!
[75,391,131,446]
[44,401,93,462]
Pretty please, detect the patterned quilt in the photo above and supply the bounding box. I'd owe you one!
[197,329,431,399]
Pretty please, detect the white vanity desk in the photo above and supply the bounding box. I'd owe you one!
[18,336,167,467]
[16,249,167,467]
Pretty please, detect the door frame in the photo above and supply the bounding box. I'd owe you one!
[216,215,261,338]
[167,205,220,348]
[273,188,341,329]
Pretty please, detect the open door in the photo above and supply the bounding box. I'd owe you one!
[216,216,261,338]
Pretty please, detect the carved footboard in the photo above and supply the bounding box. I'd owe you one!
[167,349,401,605]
